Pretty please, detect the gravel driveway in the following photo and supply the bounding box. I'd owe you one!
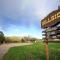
[0,43,32,60]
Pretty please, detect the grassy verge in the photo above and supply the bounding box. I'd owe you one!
[3,42,60,60]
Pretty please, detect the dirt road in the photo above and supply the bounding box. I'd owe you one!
[0,43,32,60]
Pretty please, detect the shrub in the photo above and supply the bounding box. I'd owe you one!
[0,31,5,44]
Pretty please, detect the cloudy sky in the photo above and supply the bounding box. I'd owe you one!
[0,0,59,38]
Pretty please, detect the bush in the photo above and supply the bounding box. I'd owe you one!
[5,36,22,43]
[0,31,5,44]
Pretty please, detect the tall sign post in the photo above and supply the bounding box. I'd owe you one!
[41,8,60,60]
[45,29,49,60]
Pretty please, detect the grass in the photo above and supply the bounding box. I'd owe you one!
[48,43,60,60]
[3,42,60,60]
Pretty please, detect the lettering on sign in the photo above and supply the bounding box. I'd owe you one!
[41,11,60,28]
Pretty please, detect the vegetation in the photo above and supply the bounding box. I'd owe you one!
[5,36,22,43]
[0,31,39,43]
[3,42,60,60]
[0,31,5,44]
[5,36,38,43]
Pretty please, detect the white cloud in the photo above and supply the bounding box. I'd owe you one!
[31,0,58,19]
[0,0,59,38]
[0,0,58,21]
[0,27,3,31]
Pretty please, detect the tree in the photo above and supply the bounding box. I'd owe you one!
[0,31,5,43]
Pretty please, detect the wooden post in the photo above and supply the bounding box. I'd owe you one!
[45,29,49,60]
[45,42,49,60]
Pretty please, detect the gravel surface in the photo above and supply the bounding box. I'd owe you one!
[0,43,32,60]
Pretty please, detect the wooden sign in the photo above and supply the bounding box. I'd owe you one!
[41,8,60,60]
[42,29,60,39]
[41,9,60,28]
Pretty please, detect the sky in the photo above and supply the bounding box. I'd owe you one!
[0,0,60,39]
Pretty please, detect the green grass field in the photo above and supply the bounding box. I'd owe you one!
[3,42,60,60]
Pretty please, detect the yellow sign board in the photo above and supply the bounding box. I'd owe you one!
[41,9,60,28]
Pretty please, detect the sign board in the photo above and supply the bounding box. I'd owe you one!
[41,9,60,28]
[42,22,60,39]
[41,9,60,40]
[41,8,60,60]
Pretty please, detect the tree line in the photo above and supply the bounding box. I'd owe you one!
[0,31,5,44]
[0,31,40,44]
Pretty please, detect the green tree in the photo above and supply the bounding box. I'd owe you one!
[0,31,5,43]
